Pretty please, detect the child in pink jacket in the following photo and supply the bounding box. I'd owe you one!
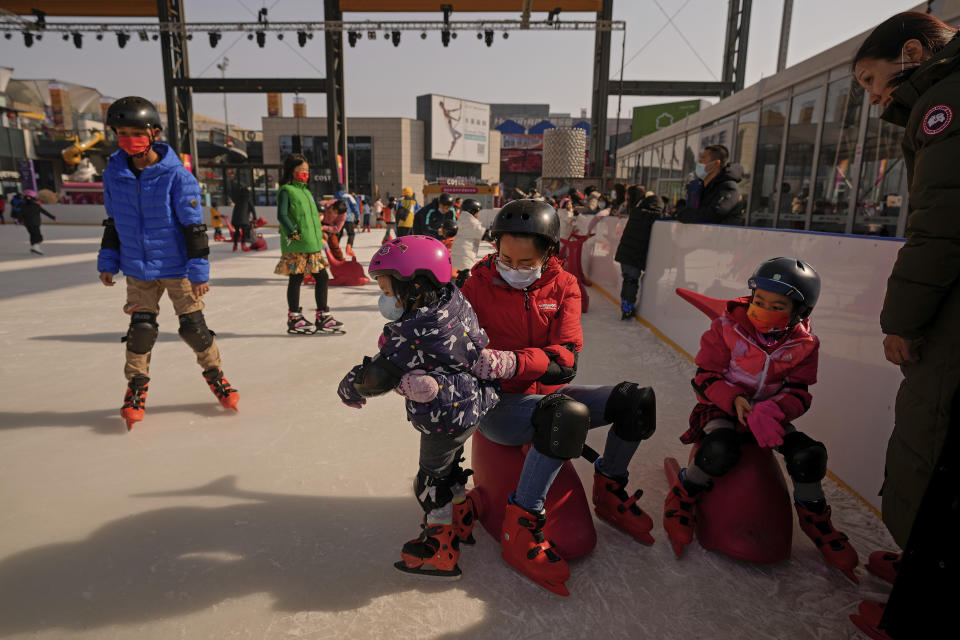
[663,257,859,582]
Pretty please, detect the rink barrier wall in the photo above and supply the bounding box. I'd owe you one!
[35,205,285,229]
[582,217,905,513]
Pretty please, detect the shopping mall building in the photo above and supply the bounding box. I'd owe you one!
[614,2,960,237]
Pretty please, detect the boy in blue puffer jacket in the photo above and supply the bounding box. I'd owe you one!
[96,97,239,430]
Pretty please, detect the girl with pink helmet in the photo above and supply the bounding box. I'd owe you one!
[337,235,500,580]
[18,190,57,255]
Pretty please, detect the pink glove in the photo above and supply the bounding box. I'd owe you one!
[395,370,440,403]
[472,348,517,380]
[746,400,786,448]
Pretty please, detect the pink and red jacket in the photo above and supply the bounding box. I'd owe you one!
[692,297,818,422]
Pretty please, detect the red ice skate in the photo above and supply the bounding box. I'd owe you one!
[500,503,570,596]
[795,501,859,583]
[394,522,462,579]
[121,375,150,430]
[203,368,239,411]
[592,473,655,544]
[849,600,892,640]
[663,470,704,558]
[866,550,901,584]
[453,495,478,545]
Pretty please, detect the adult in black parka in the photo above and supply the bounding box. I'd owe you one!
[614,185,663,319]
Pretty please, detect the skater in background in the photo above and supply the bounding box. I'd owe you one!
[848,12,960,639]
[0,192,6,224]
[18,189,56,255]
[321,199,348,262]
[336,188,358,257]
[614,185,663,320]
[96,96,238,430]
[274,153,341,335]
[449,198,486,282]
[662,258,859,581]
[461,200,658,596]
[415,192,455,239]
[230,184,256,252]
[360,196,373,233]
[380,197,397,244]
[337,235,499,579]
[210,199,226,242]
[396,186,419,237]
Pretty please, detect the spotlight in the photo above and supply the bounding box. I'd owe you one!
[484,30,493,47]
[476,32,482,40]
[138,30,149,41]
[277,33,284,40]
[256,30,265,47]
[347,31,359,47]
[96,33,104,41]
[367,30,376,40]
[117,32,130,48]
[4,33,12,40]
[36,34,42,40]
[383,32,389,40]
[151,34,159,40]
[391,30,400,47]
[72,32,83,48]
[186,33,193,40]
[297,30,307,47]
[247,33,254,40]
[420,32,427,40]
[451,32,457,39]
[23,31,34,47]
[62,33,69,41]
[503,32,509,39]
[441,29,450,47]
[208,31,221,47]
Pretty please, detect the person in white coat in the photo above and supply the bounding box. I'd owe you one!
[449,198,486,276]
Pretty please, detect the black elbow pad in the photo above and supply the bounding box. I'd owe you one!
[354,355,406,397]
[183,224,210,259]
[101,218,120,251]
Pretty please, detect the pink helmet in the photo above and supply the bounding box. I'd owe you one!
[369,235,452,285]
[24,189,38,199]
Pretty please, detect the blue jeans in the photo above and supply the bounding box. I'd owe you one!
[477,385,641,512]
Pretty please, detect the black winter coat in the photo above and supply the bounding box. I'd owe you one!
[676,165,744,225]
[17,197,55,227]
[615,195,664,270]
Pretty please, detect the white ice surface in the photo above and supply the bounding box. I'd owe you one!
[0,225,895,639]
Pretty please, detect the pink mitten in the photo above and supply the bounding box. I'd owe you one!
[395,370,440,403]
[377,333,387,350]
[746,400,786,448]
[472,348,518,380]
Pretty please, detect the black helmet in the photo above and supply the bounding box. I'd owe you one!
[438,192,454,206]
[748,257,821,325]
[106,96,163,130]
[490,199,560,244]
[440,218,458,238]
[461,198,482,214]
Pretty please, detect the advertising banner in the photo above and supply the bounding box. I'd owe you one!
[501,149,543,174]
[267,93,282,117]
[49,83,74,138]
[632,100,703,140]
[293,96,306,118]
[430,95,490,164]
[17,159,37,193]
[99,97,113,124]
[502,134,543,150]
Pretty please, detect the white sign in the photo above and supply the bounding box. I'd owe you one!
[430,95,490,164]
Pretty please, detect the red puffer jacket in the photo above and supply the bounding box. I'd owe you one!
[460,254,582,395]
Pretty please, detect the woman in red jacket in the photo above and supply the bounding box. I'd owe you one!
[462,199,656,596]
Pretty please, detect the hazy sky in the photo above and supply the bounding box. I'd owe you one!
[1,0,923,130]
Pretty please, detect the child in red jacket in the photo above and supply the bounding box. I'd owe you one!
[663,257,859,581]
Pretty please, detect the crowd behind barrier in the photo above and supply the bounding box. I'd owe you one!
[583,217,905,510]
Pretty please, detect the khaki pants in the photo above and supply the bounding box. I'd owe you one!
[124,277,221,380]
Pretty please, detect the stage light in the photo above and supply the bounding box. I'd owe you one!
[96,33,104,41]
[367,30,376,40]
[72,32,83,48]
[391,30,400,47]
[451,32,457,39]
[186,33,193,40]
[441,30,450,47]
[23,31,34,47]
[151,34,159,40]
[4,33,12,40]
[247,33,254,40]
[503,32,509,39]
[383,32,389,40]
[348,31,359,47]
[256,30,265,47]
[297,30,308,47]
[476,32,482,40]
[62,33,69,41]
[277,33,284,40]
[117,32,130,48]
[420,32,427,40]
[484,30,494,47]
[138,30,148,41]
[208,31,221,47]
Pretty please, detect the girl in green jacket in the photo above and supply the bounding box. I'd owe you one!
[274,153,343,334]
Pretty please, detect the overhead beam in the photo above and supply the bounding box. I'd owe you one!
[614,81,736,97]
[338,1,602,10]
[173,78,327,94]
[2,0,158,16]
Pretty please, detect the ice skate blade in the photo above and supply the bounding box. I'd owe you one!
[594,509,655,546]
[314,328,346,336]
[669,538,688,559]
[393,561,462,580]
[287,328,316,335]
[501,554,569,597]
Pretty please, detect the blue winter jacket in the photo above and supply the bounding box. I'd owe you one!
[97,143,208,283]
[336,190,359,223]
[342,284,500,436]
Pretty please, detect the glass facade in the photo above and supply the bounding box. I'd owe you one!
[615,66,909,237]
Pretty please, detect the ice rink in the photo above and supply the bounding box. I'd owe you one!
[0,224,895,639]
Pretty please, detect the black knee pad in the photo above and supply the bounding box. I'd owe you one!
[603,382,656,441]
[694,429,743,477]
[125,311,158,354]
[780,432,828,483]
[414,469,455,514]
[531,393,590,460]
[178,310,214,352]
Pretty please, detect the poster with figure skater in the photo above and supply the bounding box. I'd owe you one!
[429,95,490,164]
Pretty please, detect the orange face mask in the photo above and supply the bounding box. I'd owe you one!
[747,303,792,334]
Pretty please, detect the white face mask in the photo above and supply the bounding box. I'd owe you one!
[496,263,542,290]
[378,293,404,321]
